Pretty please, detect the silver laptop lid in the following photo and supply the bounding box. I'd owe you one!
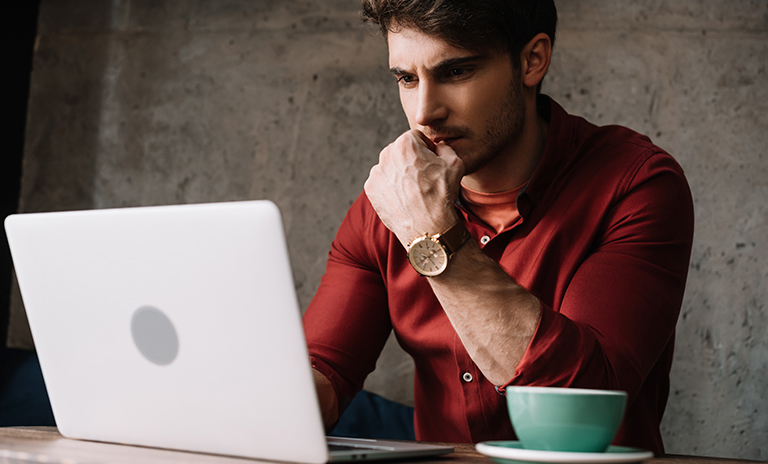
[5,201,329,463]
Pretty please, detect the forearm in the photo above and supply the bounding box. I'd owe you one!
[363,130,541,386]
[428,240,541,386]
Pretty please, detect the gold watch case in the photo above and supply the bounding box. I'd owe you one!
[407,235,449,277]
[406,222,471,277]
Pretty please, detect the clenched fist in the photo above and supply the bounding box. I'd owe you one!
[364,129,465,248]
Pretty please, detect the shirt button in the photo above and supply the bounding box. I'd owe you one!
[462,372,473,383]
[480,235,491,245]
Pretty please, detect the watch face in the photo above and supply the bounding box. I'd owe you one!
[408,237,448,276]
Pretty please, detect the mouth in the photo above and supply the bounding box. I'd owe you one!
[431,136,461,146]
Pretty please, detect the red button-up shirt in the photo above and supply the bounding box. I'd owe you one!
[303,97,694,454]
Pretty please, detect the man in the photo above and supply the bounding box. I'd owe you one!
[303,0,693,454]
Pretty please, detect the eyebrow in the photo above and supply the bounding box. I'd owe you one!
[389,54,488,77]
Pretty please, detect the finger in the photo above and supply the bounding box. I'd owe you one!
[435,141,465,170]
[364,164,379,193]
[433,143,465,182]
[433,140,457,158]
[409,130,437,153]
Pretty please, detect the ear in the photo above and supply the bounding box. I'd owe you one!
[520,33,552,90]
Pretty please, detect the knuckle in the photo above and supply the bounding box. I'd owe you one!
[368,164,379,178]
[379,142,397,162]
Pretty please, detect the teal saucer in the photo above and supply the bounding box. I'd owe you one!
[475,441,654,464]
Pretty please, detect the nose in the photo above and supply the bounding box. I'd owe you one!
[413,80,448,128]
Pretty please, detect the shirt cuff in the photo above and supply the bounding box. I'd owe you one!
[497,300,559,391]
[309,355,354,414]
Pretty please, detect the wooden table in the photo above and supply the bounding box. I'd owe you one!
[0,427,761,464]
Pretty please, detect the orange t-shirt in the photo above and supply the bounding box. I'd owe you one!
[460,182,528,234]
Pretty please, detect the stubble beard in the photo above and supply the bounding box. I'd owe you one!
[457,75,526,176]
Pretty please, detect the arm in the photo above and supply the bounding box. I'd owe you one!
[432,150,693,390]
[302,194,394,429]
[363,129,693,392]
[427,240,541,385]
[364,130,540,385]
[510,151,694,395]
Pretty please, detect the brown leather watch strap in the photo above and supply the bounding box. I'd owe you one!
[437,221,472,256]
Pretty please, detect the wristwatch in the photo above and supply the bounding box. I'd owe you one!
[406,221,471,277]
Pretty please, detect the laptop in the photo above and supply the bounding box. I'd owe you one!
[5,200,452,463]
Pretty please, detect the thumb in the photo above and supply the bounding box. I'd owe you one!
[411,130,437,152]
[435,141,466,178]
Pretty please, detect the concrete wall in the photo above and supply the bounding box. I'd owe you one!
[8,0,766,459]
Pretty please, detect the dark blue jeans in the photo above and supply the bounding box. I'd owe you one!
[331,390,415,440]
[0,347,414,438]
[0,347,55,426]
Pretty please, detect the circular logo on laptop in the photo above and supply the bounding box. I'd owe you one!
[131,306,179,366]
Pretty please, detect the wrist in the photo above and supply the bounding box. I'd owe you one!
[406,220,471,277]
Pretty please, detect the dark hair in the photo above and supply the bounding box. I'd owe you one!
[361,0,557,68]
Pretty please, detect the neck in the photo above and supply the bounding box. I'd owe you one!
[462,95,548,193]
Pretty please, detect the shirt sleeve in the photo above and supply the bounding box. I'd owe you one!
[507,150,694,398]
[302,193,393,417]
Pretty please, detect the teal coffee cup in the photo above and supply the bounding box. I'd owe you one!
[505,386,627,453]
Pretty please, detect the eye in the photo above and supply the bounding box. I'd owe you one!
[447,67,474,80]
[396,75,418,87]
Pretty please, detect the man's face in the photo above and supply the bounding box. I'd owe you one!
[387,27,525,175]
